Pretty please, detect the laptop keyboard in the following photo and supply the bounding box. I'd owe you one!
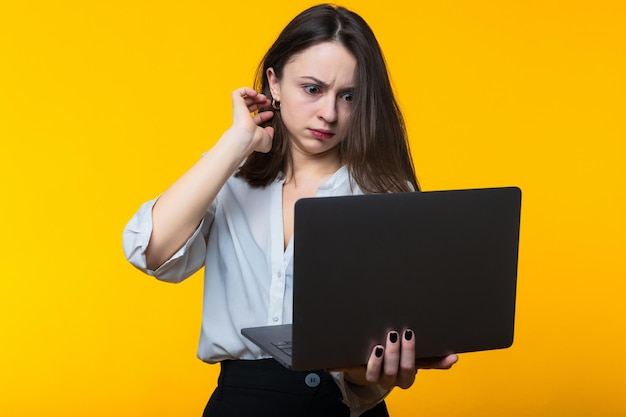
[271,340,293,356]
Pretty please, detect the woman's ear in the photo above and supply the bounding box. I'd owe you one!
[266,67,280,101]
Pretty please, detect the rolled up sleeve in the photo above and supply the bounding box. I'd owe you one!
[122,198,214,283]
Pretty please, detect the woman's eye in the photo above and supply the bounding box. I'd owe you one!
[340,92,354,102]
[304,85,321,95]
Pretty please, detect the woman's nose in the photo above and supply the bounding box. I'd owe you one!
[317,96,338,123]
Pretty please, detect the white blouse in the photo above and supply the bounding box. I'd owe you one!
[122,165,388,416]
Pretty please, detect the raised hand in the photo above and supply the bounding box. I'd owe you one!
[229,87,275,154]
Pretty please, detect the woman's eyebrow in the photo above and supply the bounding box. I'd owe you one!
[299,76,355,91]
[299,76,328,87]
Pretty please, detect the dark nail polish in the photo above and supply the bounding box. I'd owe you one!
[389,332,398,343]
[404,329,413,341]
[375,347,384,357]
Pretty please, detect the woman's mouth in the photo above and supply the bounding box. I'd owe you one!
[310,129,335,140]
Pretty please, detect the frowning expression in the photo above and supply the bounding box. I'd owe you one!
[267,41,357,159]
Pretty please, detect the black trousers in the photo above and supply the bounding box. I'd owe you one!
[203,359,389,417]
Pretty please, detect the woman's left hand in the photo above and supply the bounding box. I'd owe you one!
[340,329,458,390]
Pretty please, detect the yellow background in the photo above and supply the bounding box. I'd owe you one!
[1,0,624,415]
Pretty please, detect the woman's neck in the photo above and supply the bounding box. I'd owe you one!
[284,150,342,186]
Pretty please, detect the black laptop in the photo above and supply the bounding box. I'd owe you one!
[242,186,522,371]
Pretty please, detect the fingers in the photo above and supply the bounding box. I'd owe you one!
[415,354,459,370]
[233,87,272,114]
[365,329,417,390]
[363,330,458,390]
[439,354,459,369]
[380,331,401,389]
[365,345,384,384]
[243,95,272,113]
[396,330,416,388]
[252,110,274,126]
[229,87,275,153]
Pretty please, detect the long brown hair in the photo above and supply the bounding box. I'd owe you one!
[235,4,419,193]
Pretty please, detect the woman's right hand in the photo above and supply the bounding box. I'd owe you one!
[145,88,275,271]
[229,87,275,154]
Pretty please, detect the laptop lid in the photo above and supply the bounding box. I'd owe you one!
[243,186,522,371]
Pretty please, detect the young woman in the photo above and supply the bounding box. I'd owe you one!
[123,4,457,416]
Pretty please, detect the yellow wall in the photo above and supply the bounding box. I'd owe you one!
[1,1,624,415]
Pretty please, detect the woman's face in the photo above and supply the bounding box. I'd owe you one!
[267,42,357,161]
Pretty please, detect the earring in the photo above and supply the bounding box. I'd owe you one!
[271,99,281,110]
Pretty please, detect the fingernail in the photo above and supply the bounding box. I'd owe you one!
[404,329,413,341]
[389,332,398,343]
[375,347,384,358]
